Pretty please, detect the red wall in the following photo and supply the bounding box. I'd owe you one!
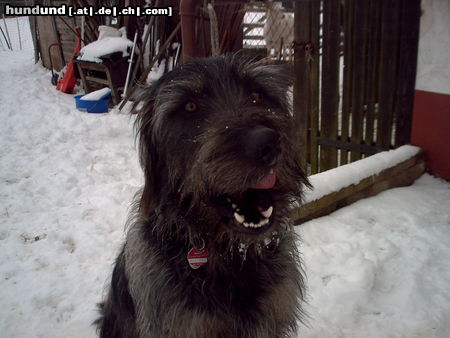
[411,90,450,180]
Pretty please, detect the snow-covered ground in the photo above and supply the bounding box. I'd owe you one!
[300,175,450,337]
[1,17,450,338]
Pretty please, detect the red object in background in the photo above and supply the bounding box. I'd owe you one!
[411,90,450,180]
[56,30,82,94]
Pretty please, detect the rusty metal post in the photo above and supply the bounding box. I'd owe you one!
[180,0,201,63]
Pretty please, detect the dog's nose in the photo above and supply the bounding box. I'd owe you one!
[244,127,280,166]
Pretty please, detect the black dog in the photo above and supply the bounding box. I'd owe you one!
[96,55,310,338]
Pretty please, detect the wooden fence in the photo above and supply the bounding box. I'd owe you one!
[293,0,421,175]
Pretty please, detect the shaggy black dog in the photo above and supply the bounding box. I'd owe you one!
[96,55,310,338]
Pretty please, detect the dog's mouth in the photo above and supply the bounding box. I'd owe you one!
[216,169,277,235]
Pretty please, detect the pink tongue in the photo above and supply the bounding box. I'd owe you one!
[252,170,276,189]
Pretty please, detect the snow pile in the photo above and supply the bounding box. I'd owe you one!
[304,145,421,203]
[1,17,450,338]
[80,87,111,101]
[77,37,134,63]
[298,174,450,337]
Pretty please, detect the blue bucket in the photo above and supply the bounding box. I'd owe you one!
[74,94,110,113]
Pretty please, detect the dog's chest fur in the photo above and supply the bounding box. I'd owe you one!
[122,219,301,338]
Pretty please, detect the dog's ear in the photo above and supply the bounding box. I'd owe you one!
[132,83,162,217]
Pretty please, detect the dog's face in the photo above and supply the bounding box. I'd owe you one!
[135,55,308,247]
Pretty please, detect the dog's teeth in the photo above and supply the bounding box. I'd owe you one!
[255,218,269,228]
[261,206,273,218]
[234,213,245,224]
[238,215,270,228]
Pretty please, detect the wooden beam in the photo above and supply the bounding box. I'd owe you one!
[293,0,319,172]
[340,0,355,165]
[292,149,426,224]
[320,0,340,171]
[394,0,421,147]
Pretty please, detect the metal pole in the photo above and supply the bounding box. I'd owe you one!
[180,0,201,62]
[2,14,12,51]
[0,25,11,50]
[123,32,138,97]
[16,17,22,50]
[81,16,85,47]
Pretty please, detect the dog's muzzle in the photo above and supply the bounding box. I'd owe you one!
[212,127,282,235]
[244,126,280,167]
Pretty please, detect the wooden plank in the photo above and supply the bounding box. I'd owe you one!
[36,15,64,70]
[54,15,76,64]
[242,23,264,29]
[244,35,265,40]
[340,0,354,166]
[28,0,39,63]
[318,137,379,155]
[308,0,320,174]
[85,76,109,85]
[293,0,314,170]
[49,0,65,66]
[394,0,420,147]
[76,63,91,93]
[291,149,426,224]
[349,0,370,161]
[376,0,401,150]
[364,0,382,149]
[320,0,340,171]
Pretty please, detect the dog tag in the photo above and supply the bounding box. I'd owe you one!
[187,248,208,269]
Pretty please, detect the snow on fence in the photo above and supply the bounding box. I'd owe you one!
[292,145,426,224]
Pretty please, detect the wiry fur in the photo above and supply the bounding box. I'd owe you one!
[96,55,310,338]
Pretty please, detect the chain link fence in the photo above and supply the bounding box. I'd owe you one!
[243,0,294,61]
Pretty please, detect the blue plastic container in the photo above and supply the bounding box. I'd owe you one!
[74,94,110,113]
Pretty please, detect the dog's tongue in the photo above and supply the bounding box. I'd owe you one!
[252,170,276,189]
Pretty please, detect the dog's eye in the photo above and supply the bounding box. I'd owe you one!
[184,102,198,112]
[250,92,262,104]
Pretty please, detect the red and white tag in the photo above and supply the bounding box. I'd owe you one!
[187,247,208,269]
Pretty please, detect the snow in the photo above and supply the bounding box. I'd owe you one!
[80,87,112,101]
[303,145,421,203]
[97,25,126,40]
[146,58,167,83]
[76,37,134,63]
[1,17,450,338]
[298,174,450,337]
